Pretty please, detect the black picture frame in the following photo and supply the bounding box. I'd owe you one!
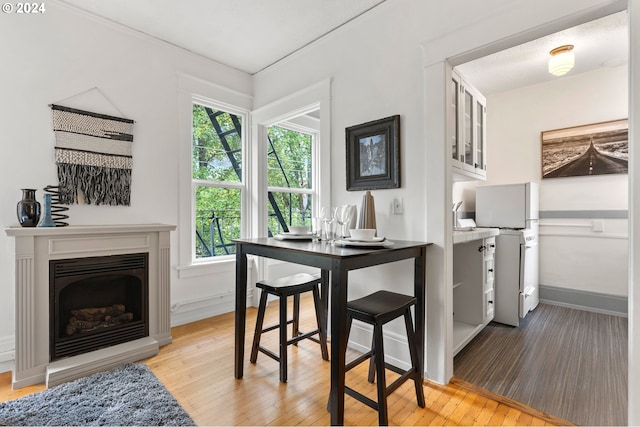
[345,115,400,191]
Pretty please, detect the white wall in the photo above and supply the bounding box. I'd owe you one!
[0,2,252,368]
[456,65,629,297]
[486,65,628,205]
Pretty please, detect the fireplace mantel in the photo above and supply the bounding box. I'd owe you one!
[5,223,176,389]
[5,223,176,237]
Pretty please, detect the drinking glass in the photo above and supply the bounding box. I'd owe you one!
[324,218,337,243]
[333,206,350,239]
[320,207,333,241]
[311,217,322,242]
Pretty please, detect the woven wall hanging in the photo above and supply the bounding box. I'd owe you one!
[51,104,134,206]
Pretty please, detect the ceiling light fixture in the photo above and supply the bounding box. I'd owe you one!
[548,45,575,76]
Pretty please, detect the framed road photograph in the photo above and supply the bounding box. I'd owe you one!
[541,119,628,179]
[345,115,400,191]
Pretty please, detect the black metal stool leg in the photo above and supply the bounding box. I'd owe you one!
[293,293,301,346]
[373,323,388,426]
[250,290,269,363]
[404,308,425,407]
[279,295,288,383]
[367,333,376,383]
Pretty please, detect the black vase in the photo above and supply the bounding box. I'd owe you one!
[17,188,41,227]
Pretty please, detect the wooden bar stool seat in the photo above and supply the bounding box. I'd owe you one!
[250,272,329,383]
[344,290,425,425]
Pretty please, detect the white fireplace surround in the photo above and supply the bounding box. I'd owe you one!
[5,224,175,389]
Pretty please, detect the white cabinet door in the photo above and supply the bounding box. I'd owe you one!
[451,70,487,181]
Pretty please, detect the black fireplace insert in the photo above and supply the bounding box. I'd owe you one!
[49,253,149,361]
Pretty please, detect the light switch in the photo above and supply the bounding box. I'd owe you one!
[393,197,404,214]
[592,219,604,232]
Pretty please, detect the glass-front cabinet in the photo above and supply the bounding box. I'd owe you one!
[451,70,487,181]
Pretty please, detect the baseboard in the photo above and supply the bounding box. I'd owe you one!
[539,285,627,317]
[0,360,13,374]
[170,290,255,327]
[0,334,14,374]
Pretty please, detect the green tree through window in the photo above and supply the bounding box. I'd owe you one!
[267,125,313,235]
[193,104,242,257]
[192,105,314,257]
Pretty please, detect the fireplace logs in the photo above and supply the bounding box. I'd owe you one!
[65,304,134,336]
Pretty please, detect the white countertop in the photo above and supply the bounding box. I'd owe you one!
[453,227,499,244]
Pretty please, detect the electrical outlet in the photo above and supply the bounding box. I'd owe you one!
[393,197,404,214]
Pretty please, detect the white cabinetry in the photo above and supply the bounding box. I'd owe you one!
[450,70,487,181]
[453,236,495,355]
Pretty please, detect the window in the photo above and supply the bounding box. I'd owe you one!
[178,76,329,274]
[266,124,315,235]
[191,102,245,258]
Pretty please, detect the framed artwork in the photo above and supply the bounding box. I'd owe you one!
[345,115,400,191]
[541,119,628,179]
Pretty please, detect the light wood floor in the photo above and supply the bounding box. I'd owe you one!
[454,303,628,426]
[1,296,572,426]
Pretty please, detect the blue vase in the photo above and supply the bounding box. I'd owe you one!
[39,193,56,227]
[17,188,41,227]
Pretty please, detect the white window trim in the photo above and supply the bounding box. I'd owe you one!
[251,79,332,240]
[177,74,252,278]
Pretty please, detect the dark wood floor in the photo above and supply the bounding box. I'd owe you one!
[454,303,628,426]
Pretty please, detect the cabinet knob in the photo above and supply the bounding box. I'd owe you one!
[488,300,494,304]
[488,268,494,272]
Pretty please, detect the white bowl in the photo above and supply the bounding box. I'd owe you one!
[349,228,376,240]
[288,226,309,234]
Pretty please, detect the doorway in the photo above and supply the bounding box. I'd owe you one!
[446,7,629,427]
[423,0,636,422]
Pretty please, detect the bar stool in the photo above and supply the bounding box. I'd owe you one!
[344,290,425,425]
[250,272,329,383]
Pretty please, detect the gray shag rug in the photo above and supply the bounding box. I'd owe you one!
[0,363,195,426]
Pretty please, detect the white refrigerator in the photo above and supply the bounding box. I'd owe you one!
[475,182,539,326]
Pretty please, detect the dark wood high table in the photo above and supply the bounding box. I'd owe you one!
[234,237,430,425]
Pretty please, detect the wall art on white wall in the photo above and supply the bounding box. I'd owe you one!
[541,119,628,179]
[51,104,135,205]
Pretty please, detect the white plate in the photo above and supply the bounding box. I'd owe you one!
[344,236,385,243]
[335,239,393,248]
[274,233,313,240]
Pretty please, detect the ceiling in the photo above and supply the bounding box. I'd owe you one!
[457,11,628,95]
[59,0,386,75]
[59,1,628,93]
